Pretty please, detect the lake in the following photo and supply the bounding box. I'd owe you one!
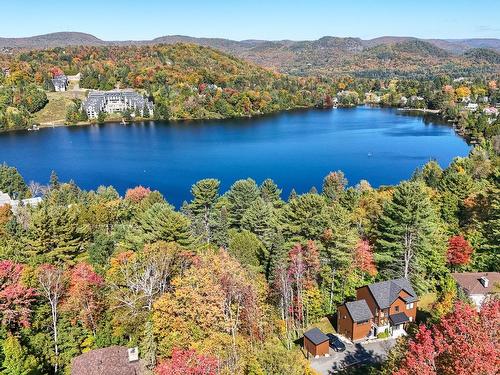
[0,106,470,206]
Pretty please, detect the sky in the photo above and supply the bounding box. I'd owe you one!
[1,0,499,41]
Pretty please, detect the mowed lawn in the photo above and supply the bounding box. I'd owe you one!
[34,91,86,125]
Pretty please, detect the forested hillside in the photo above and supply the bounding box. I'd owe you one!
[0,130,498,373]
[2,33,500,79]
[0,44,335,130]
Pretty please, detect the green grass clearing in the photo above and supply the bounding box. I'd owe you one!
[33,91,86,125]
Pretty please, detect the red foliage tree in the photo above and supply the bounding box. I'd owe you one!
[354,239,377,276]
[62,263,104,334]
[446,235,473,267]
[49,67,64,78]
[394,300,500,375]
[155,348,219,375]
[0,261,37,331]
[125,185,151,203]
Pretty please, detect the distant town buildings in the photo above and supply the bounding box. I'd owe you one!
[1,67,10,77]
[52,74,68,91]
[82,90,154,119]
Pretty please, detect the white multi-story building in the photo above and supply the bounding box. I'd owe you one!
[82,90,154,119]
[52,74,68,91]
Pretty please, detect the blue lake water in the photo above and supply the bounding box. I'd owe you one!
[0,106,470,206]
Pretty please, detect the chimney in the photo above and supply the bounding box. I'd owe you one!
[127,347,139,362]
[480,276,489,288]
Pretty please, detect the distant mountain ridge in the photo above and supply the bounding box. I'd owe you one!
[1,32,499,78]
[1,31,499,52]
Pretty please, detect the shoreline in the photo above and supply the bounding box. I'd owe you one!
[1,104,454,136]
[397,107,441,114]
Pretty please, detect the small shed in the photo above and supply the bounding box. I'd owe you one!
[303,327,329,357]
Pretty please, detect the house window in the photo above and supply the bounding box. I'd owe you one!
[395,306,400,312]
[406,303,414,310]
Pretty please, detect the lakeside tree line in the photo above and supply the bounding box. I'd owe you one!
[0,133,498,373]
[0,45,498,147]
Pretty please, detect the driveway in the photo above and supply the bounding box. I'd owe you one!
[310,338,396,374]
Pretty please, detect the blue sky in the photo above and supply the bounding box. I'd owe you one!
[1,0,499,41]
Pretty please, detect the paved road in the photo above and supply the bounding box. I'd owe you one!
[310,338,396,374]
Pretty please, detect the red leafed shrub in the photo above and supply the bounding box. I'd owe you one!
[446,235,473,267]
[0,260,37,330]
[155,348,219,375]
[394,300,500,375]
[354,239,377,276]
[125,185,151,203]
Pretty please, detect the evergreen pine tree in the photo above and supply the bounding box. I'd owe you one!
[49,170,59,190]
[375,181,445,290]
[260,178,282,206]
[127,202,192,249]
[188,179,220,244]
[241,197,275,247]
[226,178,260,228]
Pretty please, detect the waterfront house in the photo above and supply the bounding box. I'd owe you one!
[452,272,499,310]
[337,278,418,342]
[52,74,68,92]
[0,191,42,213]
[82,89,154,119]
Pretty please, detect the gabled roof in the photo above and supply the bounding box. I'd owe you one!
[345,300,373,323]
[303,327,329,345]
[366,278,417,309]
[452,272,500,295]
[389,312,409,325]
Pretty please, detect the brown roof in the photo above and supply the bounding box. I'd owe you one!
[452,272,500,295]
[71,346,145,375]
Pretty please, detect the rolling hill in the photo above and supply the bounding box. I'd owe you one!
[1,32,499,78]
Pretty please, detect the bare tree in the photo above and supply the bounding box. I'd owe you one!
[37,265,66,374]
[28,181,49,198]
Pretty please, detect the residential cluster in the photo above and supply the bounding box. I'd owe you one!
[303,273,498,360]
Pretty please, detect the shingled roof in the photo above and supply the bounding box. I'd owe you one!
[71,346,145,375]
[452,272,500,295]
[367,278,417,309]
[303,327,329,345]
[345,300,374,322]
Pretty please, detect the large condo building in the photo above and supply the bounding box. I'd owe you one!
[82,90,154,119]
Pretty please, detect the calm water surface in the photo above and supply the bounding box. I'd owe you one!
[0,106,470,206]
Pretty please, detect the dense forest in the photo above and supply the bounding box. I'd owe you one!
[0,127,498,373]
[0,41,499,374]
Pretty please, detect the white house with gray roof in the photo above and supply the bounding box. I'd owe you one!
[52,74,68,92]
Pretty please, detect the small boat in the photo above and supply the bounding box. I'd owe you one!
[121,119,127,125]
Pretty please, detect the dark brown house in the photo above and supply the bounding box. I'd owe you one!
[71,346,145,375]
[303,327,330,357]
[338,278,418,342]
[337,299,373,341]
